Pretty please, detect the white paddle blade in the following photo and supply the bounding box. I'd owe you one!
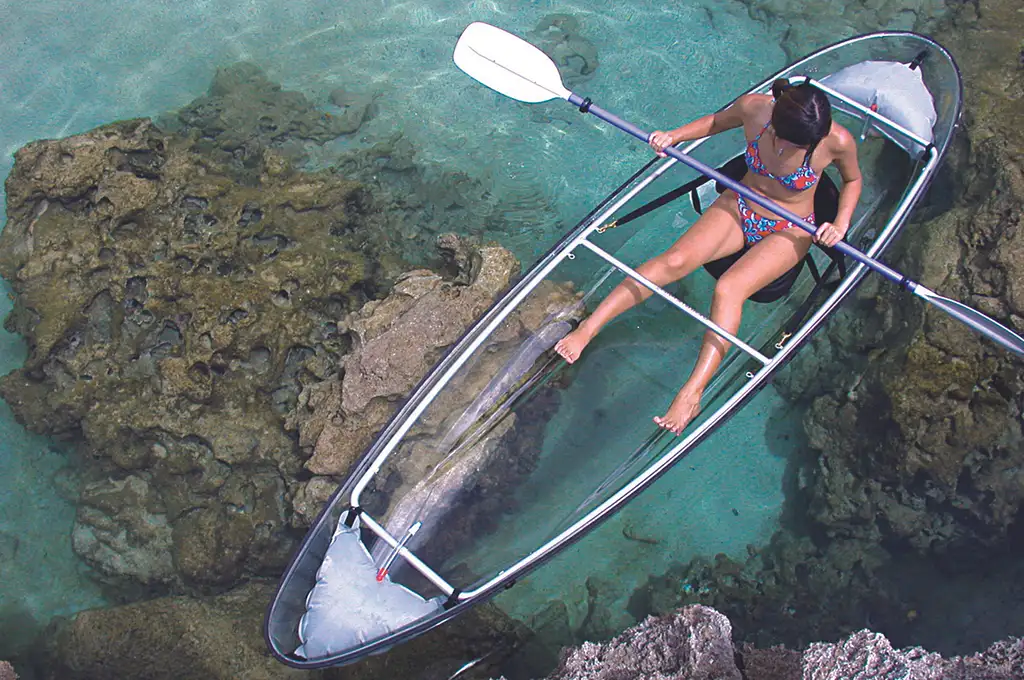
[453,22,571,104]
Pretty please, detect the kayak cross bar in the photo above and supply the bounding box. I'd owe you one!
[358,513,456,597]
[577,240,773,365]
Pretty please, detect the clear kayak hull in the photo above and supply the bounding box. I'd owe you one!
[266,31,962,668]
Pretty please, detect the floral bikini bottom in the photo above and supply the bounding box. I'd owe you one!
[736,194,814,246]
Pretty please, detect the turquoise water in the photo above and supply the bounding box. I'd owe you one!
[0,291,107,655]
[0,1,788,242]
[0,0,950,672]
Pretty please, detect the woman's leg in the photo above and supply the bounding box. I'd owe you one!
[555,194,747,363]
[654,227,813,434]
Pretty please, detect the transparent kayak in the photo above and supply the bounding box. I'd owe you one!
[265,31,962,668]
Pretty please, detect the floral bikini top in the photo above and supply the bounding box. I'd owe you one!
[744,119,819,192]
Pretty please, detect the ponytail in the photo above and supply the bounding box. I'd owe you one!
[771,78,793,100]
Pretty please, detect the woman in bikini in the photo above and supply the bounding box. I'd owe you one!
[554,80,863,434]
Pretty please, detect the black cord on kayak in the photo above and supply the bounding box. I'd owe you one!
[343,506,362,527]
[577,97,592,113]
[443,589,463,610]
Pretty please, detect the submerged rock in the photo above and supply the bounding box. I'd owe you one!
[44,581,531,680]
[795,0,1024,559]
[166,61,365,174]
[0,116,395,591]
[735,0,949,61]
[528,14,599,87]
[45,582,304,680]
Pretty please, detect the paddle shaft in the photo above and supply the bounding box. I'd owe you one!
[566,93,914,291]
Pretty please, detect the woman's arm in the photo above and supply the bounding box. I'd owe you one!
[815,127,862,247]
[649,95,755,155]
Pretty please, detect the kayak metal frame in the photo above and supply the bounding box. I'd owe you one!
[265,30,962,669]
[343,52,943,604]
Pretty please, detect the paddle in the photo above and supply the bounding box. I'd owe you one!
[453,22,1024,360]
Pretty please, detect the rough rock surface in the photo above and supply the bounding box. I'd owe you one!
[0,70,567,595]
[0,115,390,591]
[796,0,1024,563]
[42,581,531,680]
[549,606,741,680]
[544,605,1024,680]
[0,661,16,680]
[44,582,304,680]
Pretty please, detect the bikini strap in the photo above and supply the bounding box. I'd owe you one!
[752,118,772,142]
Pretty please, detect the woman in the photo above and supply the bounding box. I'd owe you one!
[554,80,863,434]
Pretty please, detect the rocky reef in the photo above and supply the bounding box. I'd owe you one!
[793,0,1024,590]
[542,605,1024,680]
[735,0,950,60]
[35,581,531,680]
[0,115,388,592]
[0,48,583,600]
[0,55,585,678]
[612,0,1024,660]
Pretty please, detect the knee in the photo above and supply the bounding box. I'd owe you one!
[658,248,695,277]
[713,273,751,306]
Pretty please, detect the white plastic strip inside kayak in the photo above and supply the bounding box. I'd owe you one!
[295,518,443,659]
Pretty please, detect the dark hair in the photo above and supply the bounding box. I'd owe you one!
[770,79,832,160]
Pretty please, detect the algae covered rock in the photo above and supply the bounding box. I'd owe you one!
[168,61,367,174]
[0,105,571,593]
[46,581,304,680]
[0,116,392,590]
[795,0,1024,559]
[45,581,531,680]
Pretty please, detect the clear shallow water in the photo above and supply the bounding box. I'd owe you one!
[0,0,948,672]
[0,0,788,249]
[0,291,107,657]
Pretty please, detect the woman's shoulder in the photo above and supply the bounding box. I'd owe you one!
[731,94,773,133]
[825,121,856,155]
[734,93,773,117]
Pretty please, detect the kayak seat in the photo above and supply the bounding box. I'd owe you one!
[697,155,842,304]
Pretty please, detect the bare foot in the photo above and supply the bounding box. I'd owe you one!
[653,390,702,435]
[554,326,594,364]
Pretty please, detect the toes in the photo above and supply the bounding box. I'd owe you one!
[554,339,578,363]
